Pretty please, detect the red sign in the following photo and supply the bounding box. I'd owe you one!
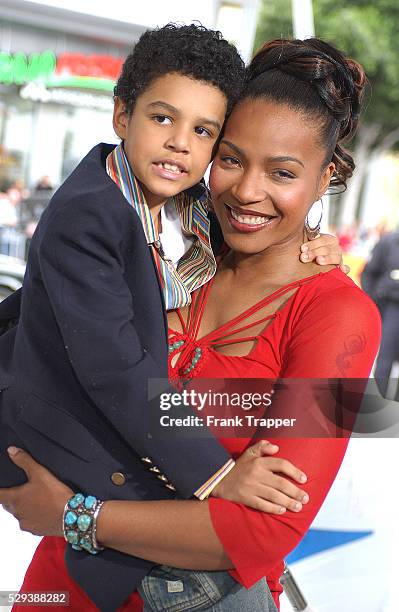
[55,53,124,80]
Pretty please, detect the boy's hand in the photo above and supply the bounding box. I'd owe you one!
[300,233,350,274]
[0,447,71,537]
[211,440,309,514]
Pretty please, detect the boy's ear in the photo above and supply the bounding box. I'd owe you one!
[113,97,129,140]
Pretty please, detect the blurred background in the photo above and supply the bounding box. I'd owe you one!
[0,1,398,611]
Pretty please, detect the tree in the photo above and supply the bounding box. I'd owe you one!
[254,0,399,226]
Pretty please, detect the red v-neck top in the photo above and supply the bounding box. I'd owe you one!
[168,266,381,608]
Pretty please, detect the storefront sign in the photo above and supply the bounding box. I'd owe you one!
[0,50,56,85]
[56,53,122,81]
[20,82,113,110]
[0,50,123,92]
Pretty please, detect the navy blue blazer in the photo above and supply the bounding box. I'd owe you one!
[0,143,229,611]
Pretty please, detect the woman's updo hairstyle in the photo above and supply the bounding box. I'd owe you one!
[245,38,367,191]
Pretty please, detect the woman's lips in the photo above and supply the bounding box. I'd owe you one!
[225,204,278,233]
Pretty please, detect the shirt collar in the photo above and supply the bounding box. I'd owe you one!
[106,144,213,251]
[106,143,158,245]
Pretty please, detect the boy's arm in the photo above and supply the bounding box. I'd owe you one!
[37,193,233,498]
[300,233,348,270]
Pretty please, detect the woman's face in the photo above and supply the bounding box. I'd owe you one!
[209,98,334,255]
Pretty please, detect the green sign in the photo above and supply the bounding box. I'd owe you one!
[0,50,56,85]
[0,50,116,92]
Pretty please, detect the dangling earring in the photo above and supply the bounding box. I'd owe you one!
[305,197,323,239]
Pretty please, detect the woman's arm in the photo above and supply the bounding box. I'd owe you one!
[0,441,309,568]
[98,498,230,569]
[0,447,230,568]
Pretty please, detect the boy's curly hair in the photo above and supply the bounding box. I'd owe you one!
[114,23,245,116]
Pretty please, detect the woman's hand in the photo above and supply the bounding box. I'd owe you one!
[300,233,350,274]
[211,440,309,514]
[0,447,72,537]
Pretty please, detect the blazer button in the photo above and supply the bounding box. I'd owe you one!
[111,472,126,486]
[141,457,153,465]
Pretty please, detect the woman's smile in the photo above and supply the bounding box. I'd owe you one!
[225,203,280,233]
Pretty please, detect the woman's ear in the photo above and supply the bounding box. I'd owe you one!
[318,162,335,198]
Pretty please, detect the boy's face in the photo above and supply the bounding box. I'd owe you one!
[113,73,227,211]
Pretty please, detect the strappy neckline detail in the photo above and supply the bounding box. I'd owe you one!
[173,264,332,350]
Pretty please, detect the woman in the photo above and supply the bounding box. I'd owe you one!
[1,37,380,611]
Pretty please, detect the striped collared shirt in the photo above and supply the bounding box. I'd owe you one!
[106,144,216,311]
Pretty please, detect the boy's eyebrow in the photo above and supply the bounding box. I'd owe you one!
[199,117,223,132]
[148,101,222,132]
[147,101,179,114]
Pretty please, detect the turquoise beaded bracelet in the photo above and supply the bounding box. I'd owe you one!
[63,493,104,554]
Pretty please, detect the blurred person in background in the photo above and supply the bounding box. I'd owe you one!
[0,179,29,228]
[34,175,54,192]
[0,189,18,228]
[338,223,357,253]
[361,228,399,398]
[6,179,29,205]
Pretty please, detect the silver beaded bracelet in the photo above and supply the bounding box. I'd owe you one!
[62,493,105,554]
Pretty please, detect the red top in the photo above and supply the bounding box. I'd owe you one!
[168,266,381,608]
[16,268,380,612]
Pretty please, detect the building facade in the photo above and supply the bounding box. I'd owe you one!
[0,1,149,190]
[0,0,259,191]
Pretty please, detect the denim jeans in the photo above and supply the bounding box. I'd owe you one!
[138,565,278,612]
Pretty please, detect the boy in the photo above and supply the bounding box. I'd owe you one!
[0,24,339,610]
